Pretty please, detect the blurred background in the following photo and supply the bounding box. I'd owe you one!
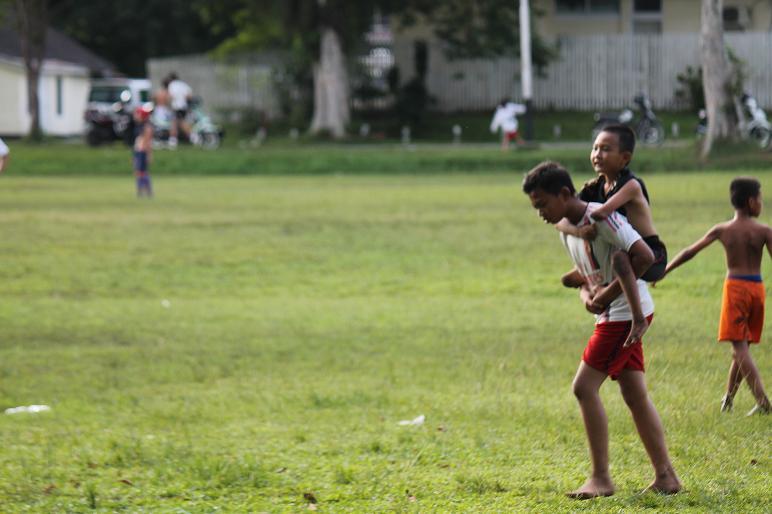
[2,0,771,148]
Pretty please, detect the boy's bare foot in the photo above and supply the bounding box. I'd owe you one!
[746,403,771,416]
[623,317,649,347]
[643,472,681,495]
[720,394,733,413]
[566,477,615,499]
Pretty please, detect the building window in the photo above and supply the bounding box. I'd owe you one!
[56,76,63,116]
[634,0,661,12]
[556,0,620,14]
[723,6,750,31]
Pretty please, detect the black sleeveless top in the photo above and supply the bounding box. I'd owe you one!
[579,167,649,217]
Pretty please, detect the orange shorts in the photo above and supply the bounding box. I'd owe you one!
[718,277,765,343]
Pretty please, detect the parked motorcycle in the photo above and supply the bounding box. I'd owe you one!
[591,94,664,145]
[152,97,223,150]
[696,93,771,149]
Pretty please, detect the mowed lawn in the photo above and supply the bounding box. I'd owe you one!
[0,170,769,512]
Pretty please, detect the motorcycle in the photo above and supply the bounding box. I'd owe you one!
[696,93,771,149]
[152,97,223,150]
[591,94,665,145]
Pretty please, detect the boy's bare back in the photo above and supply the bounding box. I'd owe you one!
[714,217,772,276]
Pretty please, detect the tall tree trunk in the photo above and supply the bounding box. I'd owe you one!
[14,0,48,141]
[700,0,737,158]
[309,27,349,138]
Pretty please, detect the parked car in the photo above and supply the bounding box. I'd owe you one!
[84,78,151,146]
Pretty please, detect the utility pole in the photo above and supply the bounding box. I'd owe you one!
[519,0,534,140]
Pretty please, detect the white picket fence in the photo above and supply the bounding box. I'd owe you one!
[148,33,772,118]
[393,33,772,111]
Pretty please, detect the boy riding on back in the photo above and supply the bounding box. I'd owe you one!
[557,125,667,341]
[524,161,680,498]
[660,177,771,416]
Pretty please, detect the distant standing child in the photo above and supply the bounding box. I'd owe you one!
[557,125,667,339]
[167,72,192,148]
[133,106,153,198]
[0,136,9,173]
[490,98,526,151]
[523,161,681,499]
[661,177,770,416]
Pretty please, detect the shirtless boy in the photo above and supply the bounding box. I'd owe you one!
[662,177,771,415]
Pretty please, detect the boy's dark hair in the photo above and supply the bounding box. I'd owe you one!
[600,124,636,154]
[522,161,576,196]
[730,176,761,209]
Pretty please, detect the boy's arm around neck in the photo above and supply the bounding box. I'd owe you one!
[591,179,642,221]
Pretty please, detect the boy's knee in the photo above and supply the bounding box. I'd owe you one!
[572,380,594,401]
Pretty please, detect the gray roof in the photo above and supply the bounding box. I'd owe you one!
[0,15,115,74]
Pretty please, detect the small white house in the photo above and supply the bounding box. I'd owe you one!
[0,19,114,136]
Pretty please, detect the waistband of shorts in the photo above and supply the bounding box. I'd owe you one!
[727,274,763,283]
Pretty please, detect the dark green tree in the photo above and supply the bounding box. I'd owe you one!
[9,0,48,141]
[213,0,555,138]
[49,0,240,76]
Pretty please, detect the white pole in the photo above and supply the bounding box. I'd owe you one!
[519,0,533,140]
[519,0,533,101]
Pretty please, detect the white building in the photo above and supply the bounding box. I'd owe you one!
[0,19,114,136]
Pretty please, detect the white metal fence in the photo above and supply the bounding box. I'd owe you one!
[393,33,772,111]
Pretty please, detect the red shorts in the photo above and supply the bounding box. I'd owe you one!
[505,130,519,141]
[583,314,653,380]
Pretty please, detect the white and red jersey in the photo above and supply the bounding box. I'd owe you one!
[560,202,654,324]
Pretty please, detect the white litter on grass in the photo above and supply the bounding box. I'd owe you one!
[5,405,51,415]
[161,299,171,309]
[398,414,425,426]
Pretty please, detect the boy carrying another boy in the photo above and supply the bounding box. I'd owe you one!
[524,161,681,499]
[557,125,667,337]
[661,177,771,416]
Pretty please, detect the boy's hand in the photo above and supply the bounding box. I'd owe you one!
[580,285,605,314]
[624,317,650,347]
[578,224,597,241]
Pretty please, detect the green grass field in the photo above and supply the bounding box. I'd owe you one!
[0,156,769,511]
